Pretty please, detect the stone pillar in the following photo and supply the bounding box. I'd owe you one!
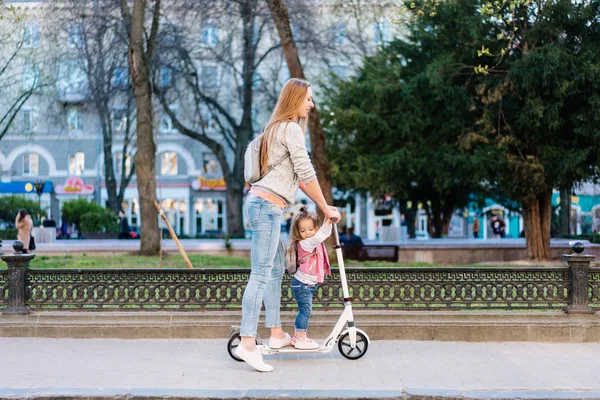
[0,241,35,315]
[563,242,595,315]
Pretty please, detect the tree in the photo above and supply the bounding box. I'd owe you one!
[324,1,489,238]
[50,0,137,215]
[470,0,600,258]
[119,0,161,255]
[0,11,51,141]
[0,196,42,227]
[266,0,334,220]
[154,0,287,237]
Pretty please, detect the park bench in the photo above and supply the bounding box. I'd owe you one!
[341,245,398,262]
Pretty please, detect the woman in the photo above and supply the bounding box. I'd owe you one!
[236,78,341,372]
[15,209,33,253]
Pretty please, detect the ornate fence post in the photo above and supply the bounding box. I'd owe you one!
[563,242,596,314]
[0,241,34,315]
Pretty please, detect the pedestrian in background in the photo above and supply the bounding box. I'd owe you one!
[472,216,480,239]
[15,209,33,253]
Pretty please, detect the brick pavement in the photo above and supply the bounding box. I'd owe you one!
[1,338,600,399]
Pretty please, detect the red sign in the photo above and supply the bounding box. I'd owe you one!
[56,177,94,195]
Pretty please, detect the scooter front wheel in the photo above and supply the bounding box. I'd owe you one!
[338,331,369,360]
[227,332,259,362]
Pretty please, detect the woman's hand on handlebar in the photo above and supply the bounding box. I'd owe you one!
[324,206,341,223]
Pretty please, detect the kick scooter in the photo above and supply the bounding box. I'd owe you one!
[227,222,370,360]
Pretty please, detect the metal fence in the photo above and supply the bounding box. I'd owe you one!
[1,254,598,313]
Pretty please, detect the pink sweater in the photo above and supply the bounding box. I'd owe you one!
[294,223,332,285]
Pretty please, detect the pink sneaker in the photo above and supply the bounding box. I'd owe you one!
[293,336,319,350]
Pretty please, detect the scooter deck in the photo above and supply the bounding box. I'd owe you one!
[261,345,331,354]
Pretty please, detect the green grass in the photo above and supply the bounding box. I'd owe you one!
[0,254,530,270]
[22,254,251,269]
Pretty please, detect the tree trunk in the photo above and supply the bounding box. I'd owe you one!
[100,112,119,213]
[266,0,334,212]
[559,186,571,237]
[522,191,552,260]
[125,0,160,255]
[226,187,244,238]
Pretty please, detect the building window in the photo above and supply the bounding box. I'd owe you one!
[68,23,83,48]
[114,152,131,176]
[202,66,218,88]
[203,153,218,175]
[252,23,260,46]
[373,20,389,45]
[158,66,172,88]
[57,60,87,94]
[291,23,301,42]
[200,24,218,46]
[22,110,33,133]
[67,108,84,132]
[112,67,129,89]
[69,152,85,176]
[329,22,346,46]
[112,109,128,132]
[23,23,40,48]
[252,72,263,90]
[23,153,39,176]
[160,115,173,133]
[22,64,39,89]
[161,152,177,175]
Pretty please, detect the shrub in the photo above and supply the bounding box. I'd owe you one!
[0,196,43,227]
[80,210,118,233]
[0,228,18,240]
[61,199,106,233]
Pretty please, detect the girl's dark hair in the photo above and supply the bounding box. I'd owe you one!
[17,209,28,222]
[288,206,321,255]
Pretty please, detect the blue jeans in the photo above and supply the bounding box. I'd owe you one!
[240,195,285,337]
[290,277,317,332]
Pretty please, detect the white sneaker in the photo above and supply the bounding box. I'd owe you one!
[234,345,274,372]
[293,336,320,350]
[268,332,292,349]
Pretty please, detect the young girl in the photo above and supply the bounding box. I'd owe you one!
[288,206,332,350]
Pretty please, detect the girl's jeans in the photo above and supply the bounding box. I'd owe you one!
[240,194,285,337]
[290,276,317,332]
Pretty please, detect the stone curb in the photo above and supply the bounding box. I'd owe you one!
[2,388,600,400]
[2,310,600,342]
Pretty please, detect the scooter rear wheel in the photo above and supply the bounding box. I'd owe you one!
[227,332,259,362]
[338,331,368,360]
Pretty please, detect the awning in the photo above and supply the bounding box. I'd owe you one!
[0,181,53,194]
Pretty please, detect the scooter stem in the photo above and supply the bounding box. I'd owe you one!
[332,223,350,300]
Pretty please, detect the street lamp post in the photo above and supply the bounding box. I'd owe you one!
[33,179,45,222]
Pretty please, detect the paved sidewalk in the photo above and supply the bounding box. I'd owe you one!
[2,338,600,399]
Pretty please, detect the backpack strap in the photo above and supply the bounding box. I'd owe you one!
[297,249,318,265]
[262,123,290,178]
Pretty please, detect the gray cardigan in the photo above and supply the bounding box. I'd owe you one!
[251,121,317,206]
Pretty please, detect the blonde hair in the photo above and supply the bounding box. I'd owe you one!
[288,206,321,255]
[260,78,311,175]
